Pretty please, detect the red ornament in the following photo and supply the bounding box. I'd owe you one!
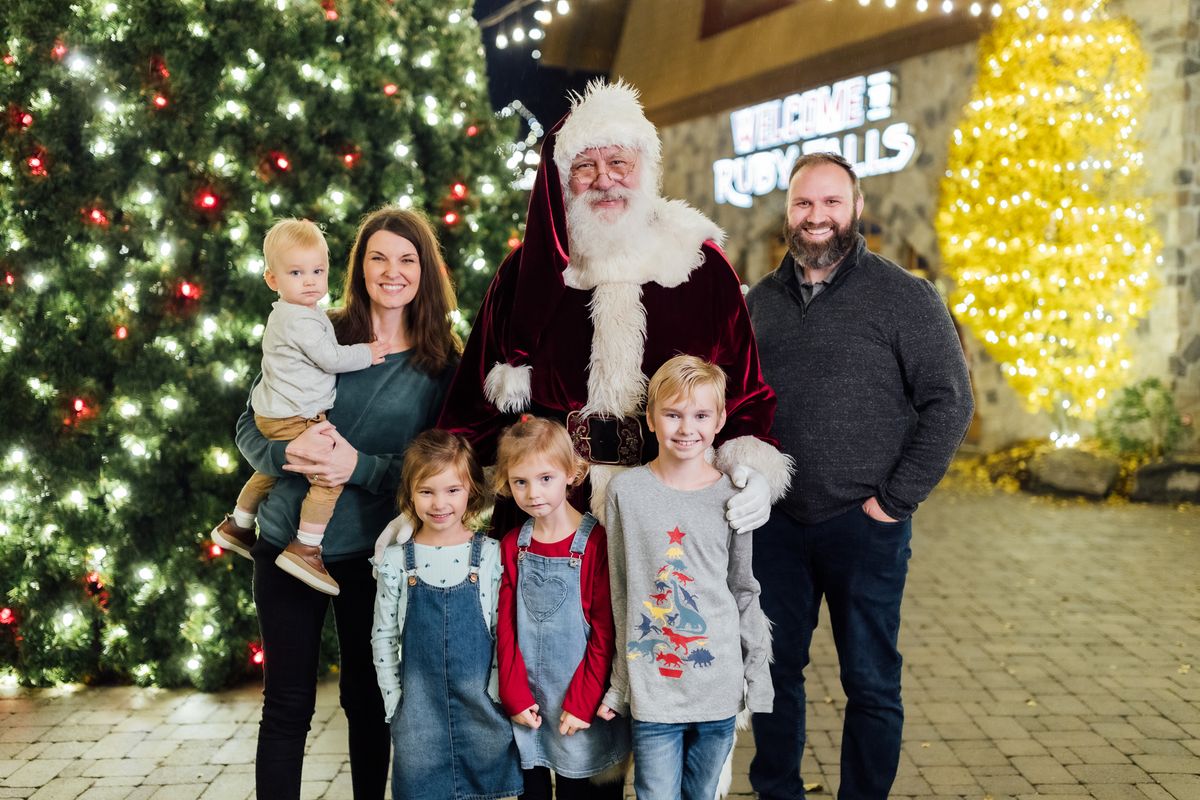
[86,207,109,226]
[321,0,338,20]
[9,105,33,130]
[153,94,168,109]
[466,125,479,137]
[4,273,14,286]
[443,211,459,225]
[150,55,170,79]
[342,151,360,168]
[383,83,398,96]
[194,190,219,211]
[177,280,201,299]
[67,396,95,426]
[507,236,521,249]
[2,54,13,66]
[249,642,265,666]
[272,153,291,171]
[209,543,223,557]
[0,608,14,625]
[51,40,67,61]
[64,398,95,429]
[26,152,47,176]
[451,182,468,200]
[85,572,110,609]
[115,325,128,340]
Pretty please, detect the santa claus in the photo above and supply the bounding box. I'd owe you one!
[438,79,791,529]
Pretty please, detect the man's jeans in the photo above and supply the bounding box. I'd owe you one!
[632,716,736,800]
[749,505,912,800]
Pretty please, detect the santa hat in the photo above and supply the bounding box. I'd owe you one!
[553,79,662,193]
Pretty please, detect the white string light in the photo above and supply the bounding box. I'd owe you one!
[482,0,573,59]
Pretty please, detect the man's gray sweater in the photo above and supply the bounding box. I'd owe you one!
[746,236,974,524]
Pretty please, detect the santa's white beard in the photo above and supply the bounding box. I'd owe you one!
[565,184,656,268]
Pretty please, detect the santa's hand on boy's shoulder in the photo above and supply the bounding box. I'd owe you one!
[369,339,389,364]
[726,464,771,534]
[595,704,617,721]
[511,705,541,729]
[558,710,591,736]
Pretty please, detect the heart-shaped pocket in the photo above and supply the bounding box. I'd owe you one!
[521,570,569,621]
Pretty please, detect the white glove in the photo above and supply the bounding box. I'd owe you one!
[372,513,415,577]
[726,465,771,534]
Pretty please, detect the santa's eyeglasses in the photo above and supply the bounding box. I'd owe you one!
[568,151,637,184]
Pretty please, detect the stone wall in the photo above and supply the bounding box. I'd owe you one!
[658,0,1199,451]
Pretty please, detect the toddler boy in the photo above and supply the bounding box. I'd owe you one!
[211,219,386,595]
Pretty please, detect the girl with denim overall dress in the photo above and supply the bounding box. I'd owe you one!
[371,430,522,800]
[494,417,631,799]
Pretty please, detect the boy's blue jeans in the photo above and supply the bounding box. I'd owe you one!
[632,716,736,800]
[749,505,912,800]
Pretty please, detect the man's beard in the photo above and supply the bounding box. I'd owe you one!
[565,184,655,262]
[784,213,858,271]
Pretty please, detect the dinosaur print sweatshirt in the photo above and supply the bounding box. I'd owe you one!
[602,466,773,723]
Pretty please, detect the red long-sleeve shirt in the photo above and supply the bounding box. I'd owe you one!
[497,523,617,721]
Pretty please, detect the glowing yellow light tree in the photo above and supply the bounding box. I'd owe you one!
[937,0,1160,434]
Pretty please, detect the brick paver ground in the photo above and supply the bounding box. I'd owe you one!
[1,487,1196,799]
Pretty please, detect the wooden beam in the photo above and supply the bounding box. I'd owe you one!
[643,14,987,126]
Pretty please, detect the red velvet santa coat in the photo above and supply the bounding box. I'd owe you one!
[438,125,790,511]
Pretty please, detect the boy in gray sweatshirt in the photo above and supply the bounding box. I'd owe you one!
[600,356,773,800]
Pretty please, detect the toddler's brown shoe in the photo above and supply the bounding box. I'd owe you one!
[275,542,340,595]
[211,515,256,560]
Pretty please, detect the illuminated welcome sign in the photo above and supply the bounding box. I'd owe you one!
[713,71,917,207]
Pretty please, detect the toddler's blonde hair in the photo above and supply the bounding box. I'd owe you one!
[262,218,328,274]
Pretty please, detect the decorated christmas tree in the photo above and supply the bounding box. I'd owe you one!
[0,0,523,688]
[936,0,1160,430]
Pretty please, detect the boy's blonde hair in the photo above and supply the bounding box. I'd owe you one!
[646,355,728,416]
[493,416,588,497]
[397,430,490,529]
[262,218,328,274]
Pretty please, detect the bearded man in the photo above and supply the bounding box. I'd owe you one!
[439,79,792,531]
[745,152,974,800]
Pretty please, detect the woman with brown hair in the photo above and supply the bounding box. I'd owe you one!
[232,206,460,799]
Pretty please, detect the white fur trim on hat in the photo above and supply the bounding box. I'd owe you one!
[483,362,532,414]
[554,78,662,191]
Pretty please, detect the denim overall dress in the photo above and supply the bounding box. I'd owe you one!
[513,514,632,778]
[390,534,522,800]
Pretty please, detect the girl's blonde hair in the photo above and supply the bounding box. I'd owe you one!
[492,416,588,497]
[397,430,489,529]
[646,355,728,416]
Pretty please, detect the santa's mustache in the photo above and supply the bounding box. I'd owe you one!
[577,186,636,205]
